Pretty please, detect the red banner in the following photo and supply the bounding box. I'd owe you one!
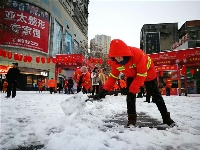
[154,59,175,66]
[0,1,50,53]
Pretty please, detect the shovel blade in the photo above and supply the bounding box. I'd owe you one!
[60,92,88,117]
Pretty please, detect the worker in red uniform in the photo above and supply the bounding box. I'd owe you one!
[94,39,175,127]
[73,66,91,94]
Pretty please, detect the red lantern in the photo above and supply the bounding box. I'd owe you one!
[160,71,164,77]
[36,56,40,63]
[27,56,32,63]
[58,67,62,73]
[2,50,7,58]
[47,57,51,63]
[182,65,186,72]
[14,53,19,60]
[7,51,12,59]
[23,55,28,62]
[99,58,103,64]
[190,68,194,75]
[107,59,111,66]
[52,57,57,64]
[41,57,45,64]
[90,57,93,63]
[57,57,62,64]
[18,54,23,61]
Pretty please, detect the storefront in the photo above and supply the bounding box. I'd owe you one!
[19,67,49,91]
[149,47,200,95]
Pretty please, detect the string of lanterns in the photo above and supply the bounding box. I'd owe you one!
[0,49,104,65]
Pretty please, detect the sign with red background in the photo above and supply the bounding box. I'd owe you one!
[0,0,50,53]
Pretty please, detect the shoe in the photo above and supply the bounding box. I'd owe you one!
[127,114,137,126]
[5,96,10,98]
[162,112,175,126]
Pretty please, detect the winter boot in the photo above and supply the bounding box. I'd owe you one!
[127,114,137,126]
[162,112,175,126]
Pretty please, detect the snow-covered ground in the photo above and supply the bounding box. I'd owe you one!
[1,91,200,150]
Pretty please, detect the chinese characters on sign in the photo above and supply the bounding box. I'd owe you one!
[155,65,178,71]
[0,0,50,53]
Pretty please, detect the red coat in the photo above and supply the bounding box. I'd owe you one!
[73,69,91,90]
[103,39,157,94]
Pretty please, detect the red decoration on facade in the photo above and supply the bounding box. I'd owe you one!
[41,57,45,64]
[63,57,68,63]
[36,56,40,63]
[160,71,164,77]
[14,53,19,60]
[58,67,62,73]
[18,54,23,61]
[190,68,194,75]
[23,55,28,62]
[52,57,57,64]
[99,58,103,64]
[27,56,32,63]
[47,57,51,63]
[107,59,111,66]
[7,51,12,59]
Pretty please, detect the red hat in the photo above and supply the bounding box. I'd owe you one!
[108,39,133,57]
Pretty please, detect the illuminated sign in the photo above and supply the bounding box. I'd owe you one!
[40,71,48,76]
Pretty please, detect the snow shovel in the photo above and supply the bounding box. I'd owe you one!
[60,92,89,117]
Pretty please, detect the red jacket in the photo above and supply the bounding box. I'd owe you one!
[73,68,91,90]
[103,39,157,94]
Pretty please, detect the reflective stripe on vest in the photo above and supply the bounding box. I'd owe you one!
[108,72,118,79]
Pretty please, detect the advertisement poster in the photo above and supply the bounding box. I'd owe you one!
[0,0,50,53]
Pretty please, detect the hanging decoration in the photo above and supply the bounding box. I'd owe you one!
[14,53,19,61]
[190,68,194,75]
[181,65,186,75]
[52,57,57,64]
[36,56,40,63]
[63,57,68,63]
[58,67,62,73]
[47,57,51,63]
[160,71,164,77]
[7,51,12,59]
[41,57,45,64]
[27,56,32,63]
[99,58,103,65]
[18,54,23,61]
[23,55,28,62]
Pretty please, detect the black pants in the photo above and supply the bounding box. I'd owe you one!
[126,78,168,115]
[92,85,99,95]
[50,87,54,94]
[68,87,74,94]
[166,87,170,96]
[77,86,87,94]
[7,81,16,98]
[144,78,168,114]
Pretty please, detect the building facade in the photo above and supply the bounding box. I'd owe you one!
[140,23,178,54]
[0,0,89,90]
[173,20,200,50]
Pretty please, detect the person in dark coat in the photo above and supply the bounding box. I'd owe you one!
[67,77,74,94]
[5,62,20,98]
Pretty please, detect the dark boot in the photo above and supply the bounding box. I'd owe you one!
[127,114,137,126]
[162,112,175,126]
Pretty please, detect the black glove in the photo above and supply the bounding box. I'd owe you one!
[121,88,129,95]
[93,89,108,100]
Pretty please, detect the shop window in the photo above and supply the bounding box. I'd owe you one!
[27,76,32,85]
